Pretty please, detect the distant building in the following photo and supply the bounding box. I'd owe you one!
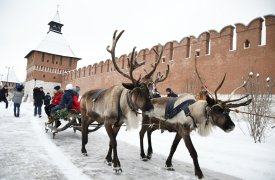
[24,10,81,100]
[0,68,21,99]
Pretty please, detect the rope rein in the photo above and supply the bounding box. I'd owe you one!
[231,109,275,119]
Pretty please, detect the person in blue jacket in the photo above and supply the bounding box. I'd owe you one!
[51,83,74,114]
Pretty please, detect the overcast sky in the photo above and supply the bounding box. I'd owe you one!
[0,0,274,82]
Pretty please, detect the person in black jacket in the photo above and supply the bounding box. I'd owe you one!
[44,92,51,106]
[166,87,178,97]
[33,87,45,118]
[0,84,9,108]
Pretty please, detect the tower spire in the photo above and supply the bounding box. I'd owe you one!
[48,7,63,34]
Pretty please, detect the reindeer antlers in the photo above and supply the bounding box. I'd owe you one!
[194,54,215,99]
[107,30,144,85]
[144,45,164,80]
[155,65,170,84]
[107,30,165,86]
[194,51,251,107]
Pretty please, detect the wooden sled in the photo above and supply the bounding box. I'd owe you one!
[44,109,103,139]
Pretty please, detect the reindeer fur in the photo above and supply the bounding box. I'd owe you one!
[146,93,213,136]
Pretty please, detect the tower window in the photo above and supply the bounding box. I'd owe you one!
[162,56,166,63]
[53,76,56,79]
[244,40,250,48]
[43,74,45,78]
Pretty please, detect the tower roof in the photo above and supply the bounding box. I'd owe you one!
[0,68,21,83]
[25,11,81,60]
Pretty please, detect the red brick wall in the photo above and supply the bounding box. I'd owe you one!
[59,15,274,95]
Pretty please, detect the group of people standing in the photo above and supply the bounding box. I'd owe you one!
[0,83,80,120]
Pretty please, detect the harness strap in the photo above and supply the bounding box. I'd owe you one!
[165,97,178,119]
[126,91,141,116]
[165,98,196,119]
[92,89,106,102]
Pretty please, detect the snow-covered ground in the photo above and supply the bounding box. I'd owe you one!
[0,101,274,180]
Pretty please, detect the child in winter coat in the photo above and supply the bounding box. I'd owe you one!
[44,92,51,106]
[12,85,24,117]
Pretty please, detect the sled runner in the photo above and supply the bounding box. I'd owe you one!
[45,109,103,139]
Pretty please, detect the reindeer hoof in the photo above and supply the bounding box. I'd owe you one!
[165,165,175,171]
[196,172,204,179]
[82,153,88,156]
[104,160,112,166]
[147,154,152,160]
[141,157,148,161]
[113,167,122,174]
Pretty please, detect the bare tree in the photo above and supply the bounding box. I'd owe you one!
[244,72,274,143]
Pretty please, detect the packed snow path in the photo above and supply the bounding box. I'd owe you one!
[0,103,244,179]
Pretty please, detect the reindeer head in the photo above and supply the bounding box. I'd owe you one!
[107,30,162,112]
[194,53,251,132]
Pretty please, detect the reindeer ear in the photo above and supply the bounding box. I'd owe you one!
[122,83,135,90]
[206,94,215,106]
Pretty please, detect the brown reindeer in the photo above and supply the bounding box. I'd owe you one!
[140,54,252,179]
[80,30,163,174]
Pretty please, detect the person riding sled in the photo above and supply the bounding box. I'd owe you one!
[45,85,63,119]
[50,84,80,128]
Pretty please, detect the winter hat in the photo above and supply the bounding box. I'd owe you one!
[65,83,73,90]
[54,85,61,90]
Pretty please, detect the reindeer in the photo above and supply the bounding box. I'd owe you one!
[140,53,252,179]
[80,30,163,174]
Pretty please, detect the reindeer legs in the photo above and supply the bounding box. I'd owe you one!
[165,133,181,170]
[105,124,121,165]
[139,115,150,160]
[105,122,122,174]
[146,127,155,160]
[183,135,204,179]
[81,115,90,156]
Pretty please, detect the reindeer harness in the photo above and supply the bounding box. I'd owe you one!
[165,97,197,127]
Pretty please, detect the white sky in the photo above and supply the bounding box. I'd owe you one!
[0,0,274,82]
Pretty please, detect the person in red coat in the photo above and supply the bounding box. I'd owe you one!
[45,85,63,124]
[52,85,64,106]
[71,86,80,111]
[71,94,80,111]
